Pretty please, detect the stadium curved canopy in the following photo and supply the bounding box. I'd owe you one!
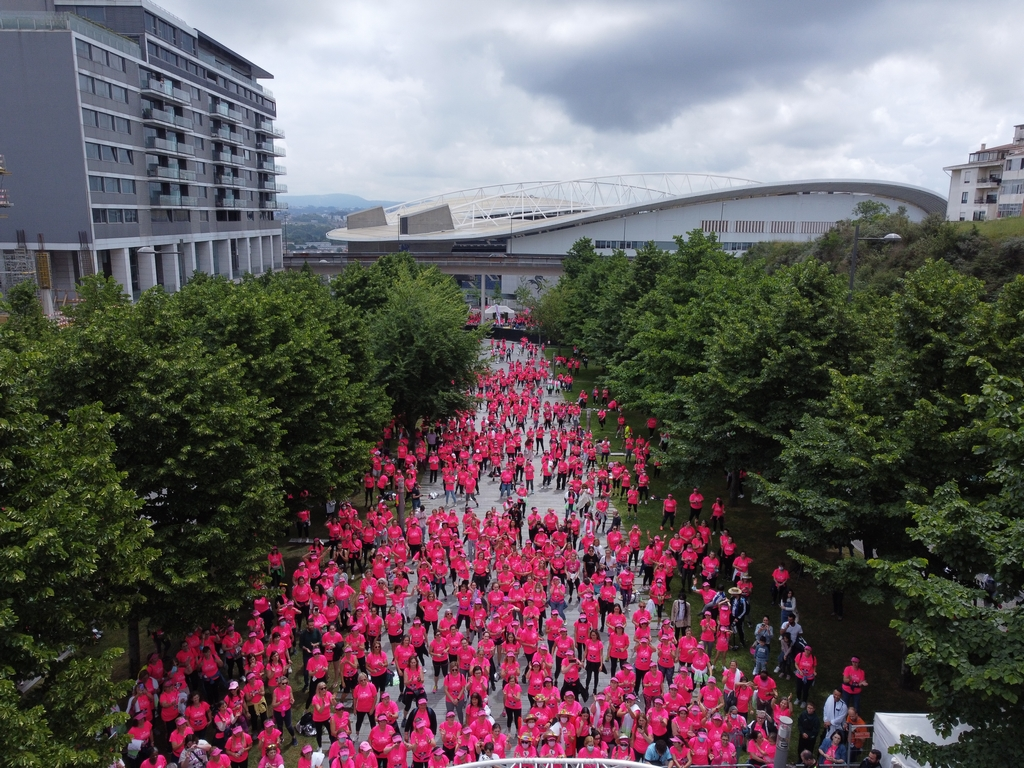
[329,174,947,244]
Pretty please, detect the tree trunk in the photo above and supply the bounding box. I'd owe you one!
[127,616,141,677]
[397,482,406,528]
[728,466,740,504]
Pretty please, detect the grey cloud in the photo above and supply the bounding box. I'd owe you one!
[497,0,940,132]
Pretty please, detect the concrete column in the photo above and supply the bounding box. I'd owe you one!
[137,247,158,292]
[262,235,272,272]
[238,237,251,276]
[272,234,283,270]
[214,240,230,278]
[179,241,196,285]
[250,237,262,274]
[196,240,214,275]
[480,273,486,311]
[39,287,55,316]
[109,247,132,297]
[160,245,181,293]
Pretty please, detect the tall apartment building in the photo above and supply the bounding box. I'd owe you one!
[0,0,286,309]
[944,124,1024,222]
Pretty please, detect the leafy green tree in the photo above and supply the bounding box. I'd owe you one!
[41,278,285,666]
[172,271,388,509]
[366,264,483,434]
[609,231,738,415]
[758,260,994,593]
[0,342,154,768]
[667,258,851,494]
[870,365,1024,768]
[0,280,53,349]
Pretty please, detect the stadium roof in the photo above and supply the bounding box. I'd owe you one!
[328,174,947,243]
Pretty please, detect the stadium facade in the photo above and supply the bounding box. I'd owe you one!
[326,175,947,299]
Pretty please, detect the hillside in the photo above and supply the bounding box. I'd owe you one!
[746,209,1024,295]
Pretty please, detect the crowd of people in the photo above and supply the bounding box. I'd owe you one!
[120,339,877,768]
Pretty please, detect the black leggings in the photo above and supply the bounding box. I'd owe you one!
[585,660,602,693]
[355,710,376,732]
[314,719,332,746]
[505,707,521,731]
[273,709,295,737]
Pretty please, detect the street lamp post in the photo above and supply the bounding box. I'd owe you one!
[849,224,902,301]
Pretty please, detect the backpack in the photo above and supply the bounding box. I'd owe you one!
[298,711,317,736]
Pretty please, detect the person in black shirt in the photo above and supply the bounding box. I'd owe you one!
[298,622,323,692]
[797,702,821,757]
[582,546,599,579]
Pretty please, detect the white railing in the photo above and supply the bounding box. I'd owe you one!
[453,757,754,768]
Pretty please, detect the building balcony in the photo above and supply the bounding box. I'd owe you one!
[143,106,175,125]
[147,165,197,182]
[257,160,286,174]
[256,141,286,157]
[975,176,1002,188]
[211,126,243,145]
[142,107,194,133]
[975,195,998,205]
[211,102,243,123]
[142,78,191,105]
[151,194,199,207]
[215,174,247,188]
[145,136,195,156]
[216,198,251,208]
[258,122,285,139]
[213,150,241,164]
[259,180,287,193]
[260,200,288,210]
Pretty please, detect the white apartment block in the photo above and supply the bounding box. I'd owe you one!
[945,124,1024,222]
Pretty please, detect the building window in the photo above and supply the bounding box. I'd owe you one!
[86,142,134,165]
[973,210,986,221]
[964,171,971,183]
[801,221,838,235]
[701,220,728,233]
[78,74,129,103]
[997,203,1022,218]
[124,209,139,223]
[961,192,969,204]
[199,210,210,221]
[770,221,797,234]
[734,220,765,234]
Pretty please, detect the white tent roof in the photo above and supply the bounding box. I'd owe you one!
[872,712,972,768]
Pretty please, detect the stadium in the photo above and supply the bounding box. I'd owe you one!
[323,174,947,299]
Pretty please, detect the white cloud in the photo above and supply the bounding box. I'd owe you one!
[161,0,1024,200]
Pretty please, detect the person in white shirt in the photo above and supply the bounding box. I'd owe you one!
[822,688,849,739]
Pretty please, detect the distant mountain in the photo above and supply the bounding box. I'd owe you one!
[280,193,398,210]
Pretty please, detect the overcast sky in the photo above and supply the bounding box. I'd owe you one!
[165,0,1024,201]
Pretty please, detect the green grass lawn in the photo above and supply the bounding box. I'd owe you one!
[561,355,928,727]
[950,215,1024,239]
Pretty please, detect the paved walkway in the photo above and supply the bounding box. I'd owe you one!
[348,345,640,741]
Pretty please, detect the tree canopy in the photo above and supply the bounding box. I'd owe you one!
[545,221,1024,766]
[0,259,482,764]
